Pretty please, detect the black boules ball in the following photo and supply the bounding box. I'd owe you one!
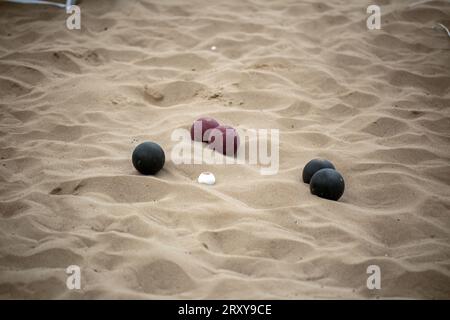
[132,141,165,175]
[310,168,345,201]
[302,158,335,183]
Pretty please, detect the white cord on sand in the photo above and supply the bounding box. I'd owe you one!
[409,0,450,8]
[406,1,450,39]
[435,23,450,38]
[1,0,76,8]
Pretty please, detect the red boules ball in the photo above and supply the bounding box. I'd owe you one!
[190,117,220,142]
[207,125,240,156]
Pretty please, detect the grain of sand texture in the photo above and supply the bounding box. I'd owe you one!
[0,0,450,299]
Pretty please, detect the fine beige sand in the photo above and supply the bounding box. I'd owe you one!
[0,0,449,299]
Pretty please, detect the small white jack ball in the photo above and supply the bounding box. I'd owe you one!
[198,172,215,185]
[211,46,217,51]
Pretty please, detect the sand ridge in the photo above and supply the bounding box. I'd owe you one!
[0,0,449,299]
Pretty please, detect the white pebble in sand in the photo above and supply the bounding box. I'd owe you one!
[198,172,215,185]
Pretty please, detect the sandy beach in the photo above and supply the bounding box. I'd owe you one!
[0,0,449,299]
